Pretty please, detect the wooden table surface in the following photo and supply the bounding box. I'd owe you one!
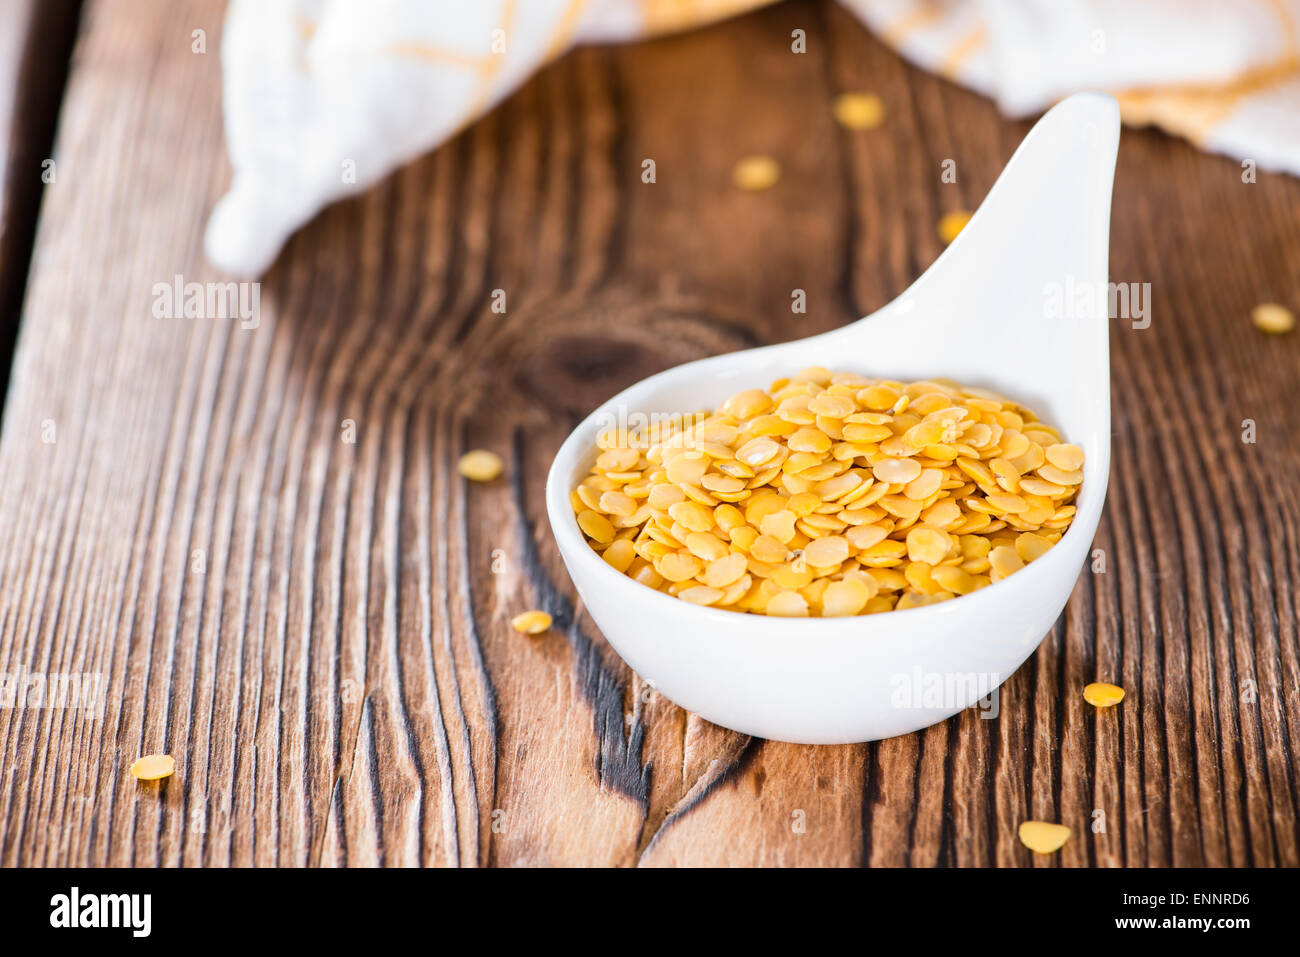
[1,0,1297,868]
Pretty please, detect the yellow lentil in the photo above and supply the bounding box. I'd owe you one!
[874,457,922,484]
[679,585,724,606]
[1018,820,1071,854]
[1251,302,1295,335]
[131,754,176,781]
[932,564,980,595]
[751,534,789,563]
[905,527,948,565]
[822,577,872,616]
[1044,443,1085,472]
[1015,532,1053,563]
[832,92,886,130]
[658,551,703,582]
[599,490,636,517]
[511,610,553,635]
[804,534,851,568]
[602,538,636,572]
[759,509,797,543]
[766,590,809,617]
[577,509,615,544]
[733,155,781,191]
[1038,464,1083,487]
[704,552,748,588]
[458,449,504,482]
[1083,681,1125,707]
[572,369,1083,616]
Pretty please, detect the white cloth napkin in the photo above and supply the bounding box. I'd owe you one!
[206,0,1300,277]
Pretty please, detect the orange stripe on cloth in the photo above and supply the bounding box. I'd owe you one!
[938,25,988,79]
[1113,55,1300,145]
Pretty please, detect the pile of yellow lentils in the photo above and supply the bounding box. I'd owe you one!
[570,367,1084,617]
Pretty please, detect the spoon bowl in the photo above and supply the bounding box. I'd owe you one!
[545,93,1120,744]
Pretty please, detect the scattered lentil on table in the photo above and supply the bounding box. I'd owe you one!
[1251,302,1295,334]
[458,449,504,482]
[571,368,1084,617]
[511,610,553,635]
[832,91,886,130]
[1018,820,1071,854]
[732,155,781,191]
[1083,681,1125,707]
[130,754,176,781]
[937,209,973,244]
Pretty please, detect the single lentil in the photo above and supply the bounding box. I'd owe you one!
[572,368,1084,617]
[937,210,973,244]
[1083,681,1125,707]
[131,754,176,781]
[1018,820,1071,854]
[832,92,886,130]
[511,610,553,635]
[1251,302,1295,334]
[458,449,504,482]
[733,155,781,191]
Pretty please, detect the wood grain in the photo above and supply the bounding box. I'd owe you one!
[0,0,1297,867]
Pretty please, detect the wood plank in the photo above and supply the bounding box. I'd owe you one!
[0,0,1297,867]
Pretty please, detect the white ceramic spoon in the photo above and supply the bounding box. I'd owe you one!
[545,93,1120,744]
